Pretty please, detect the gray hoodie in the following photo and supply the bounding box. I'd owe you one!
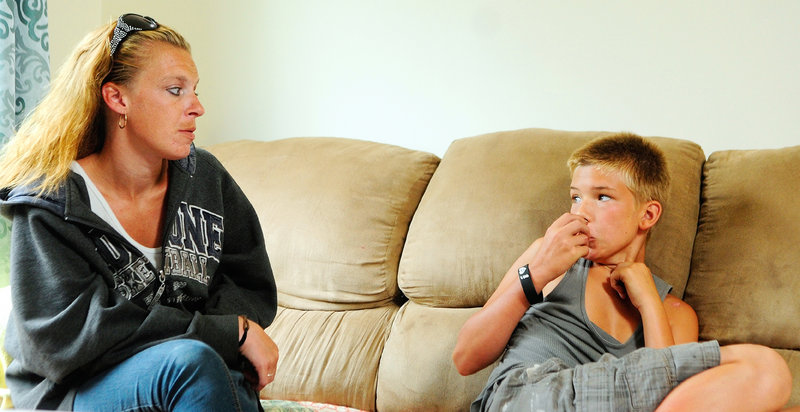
[0,145,277,410]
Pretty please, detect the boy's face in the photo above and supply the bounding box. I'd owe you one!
[569,165,648,264]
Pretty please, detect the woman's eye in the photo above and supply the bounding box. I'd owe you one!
[167,87,182,96]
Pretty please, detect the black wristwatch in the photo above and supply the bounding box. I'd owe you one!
[518,264,543,305]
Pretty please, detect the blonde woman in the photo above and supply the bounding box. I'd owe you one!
[0,14,278,411]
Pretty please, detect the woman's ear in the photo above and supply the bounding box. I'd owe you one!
[101,82,127,115]
[639,200,663,231]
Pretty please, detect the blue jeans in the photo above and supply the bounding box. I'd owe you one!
[73,339,260,412]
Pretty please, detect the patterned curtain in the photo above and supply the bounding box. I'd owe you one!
[0,0,47,288]
[1,0,49,145]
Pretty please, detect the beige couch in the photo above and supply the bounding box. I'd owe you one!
[2,128,798,410]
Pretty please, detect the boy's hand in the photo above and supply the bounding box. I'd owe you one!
[607,262,692,348]
[529,213,589,285]
[606,262,661,311]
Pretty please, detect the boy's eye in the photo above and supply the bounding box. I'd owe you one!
[167,87,182,96]
[598,194,611,201]
[571,195,582,203]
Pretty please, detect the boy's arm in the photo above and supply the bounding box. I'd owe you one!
[451,261,534,376]
[452,213,589,376]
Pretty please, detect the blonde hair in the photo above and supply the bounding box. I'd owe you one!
[567,132,670,205]
[0,17,190,195]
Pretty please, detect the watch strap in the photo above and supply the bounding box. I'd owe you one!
[518,264,543,305]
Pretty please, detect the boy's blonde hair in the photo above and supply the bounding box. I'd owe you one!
[567,132,670,205]
[0,18,190,195]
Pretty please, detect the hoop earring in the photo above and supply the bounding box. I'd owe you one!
[118,113,127,129]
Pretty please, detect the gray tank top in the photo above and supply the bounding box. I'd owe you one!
[477,258,672,405]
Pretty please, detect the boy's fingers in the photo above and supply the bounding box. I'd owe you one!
[561,219,588,237]
[607,270,627,299]
[611,279,626,299]
[553,213,586,229]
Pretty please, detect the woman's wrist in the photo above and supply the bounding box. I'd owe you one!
[238,315,249,347]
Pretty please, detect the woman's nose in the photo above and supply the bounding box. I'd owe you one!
[189,95,205,117]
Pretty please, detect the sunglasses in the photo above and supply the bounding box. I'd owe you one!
[109,13,158,57]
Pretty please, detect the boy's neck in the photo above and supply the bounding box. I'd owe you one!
[592,233,648,268]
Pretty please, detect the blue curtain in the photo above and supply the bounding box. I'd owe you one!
[0,0,48,287]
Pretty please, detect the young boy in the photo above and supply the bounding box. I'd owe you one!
[452,133,793,411]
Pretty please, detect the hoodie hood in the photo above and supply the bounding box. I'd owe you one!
[0,144,197,221]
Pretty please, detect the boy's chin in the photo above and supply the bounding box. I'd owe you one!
[584,250,611,264]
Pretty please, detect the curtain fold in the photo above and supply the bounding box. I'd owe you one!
[1,0,48,289]
[1,0,49,145]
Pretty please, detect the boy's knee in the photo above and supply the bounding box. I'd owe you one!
[754,346,792,397]
[722,344,792,404]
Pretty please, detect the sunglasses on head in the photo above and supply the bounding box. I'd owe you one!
[109,13,158,57]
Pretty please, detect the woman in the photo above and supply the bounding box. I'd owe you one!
[0,13,278,411]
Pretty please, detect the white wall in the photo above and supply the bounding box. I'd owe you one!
[49,1,800,157]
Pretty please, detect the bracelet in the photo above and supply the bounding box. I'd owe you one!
[518,264,543,305]
[238,315,249,347]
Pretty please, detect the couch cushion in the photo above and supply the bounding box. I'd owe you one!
[776,349,800,407]
[686,146,800,350]
[376,302,494,411]
[206,138,439,310]
[398,128,705,308]
[261,306,397,411]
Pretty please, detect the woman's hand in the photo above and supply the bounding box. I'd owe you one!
[239,318,279,391]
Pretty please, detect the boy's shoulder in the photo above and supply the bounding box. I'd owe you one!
[663,294,699,342]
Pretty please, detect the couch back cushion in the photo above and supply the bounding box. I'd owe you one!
[686,146,800,349]
[206,138,440,310]
[398,128,706,307]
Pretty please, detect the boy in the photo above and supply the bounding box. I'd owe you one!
[452,133,793,411]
